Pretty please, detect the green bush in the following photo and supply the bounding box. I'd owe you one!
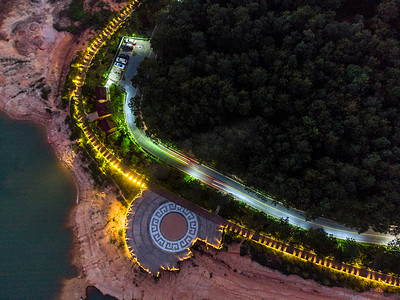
[40,86,51,101]
[53,23,78,34]
[68,0,89,21]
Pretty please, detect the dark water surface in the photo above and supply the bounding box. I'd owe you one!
[0,113,77,299]
[86,286,117,300]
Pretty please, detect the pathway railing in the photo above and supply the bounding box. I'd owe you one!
[70,0,147,189]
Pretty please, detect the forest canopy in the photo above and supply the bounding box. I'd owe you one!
[132,0,400,233]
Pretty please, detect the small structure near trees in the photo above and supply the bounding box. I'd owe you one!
[95,87,116,134]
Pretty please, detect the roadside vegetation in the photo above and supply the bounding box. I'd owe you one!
[222,231,400,294]
[73,0,169,181]
[132,0,400,234]
[63,0,400,291]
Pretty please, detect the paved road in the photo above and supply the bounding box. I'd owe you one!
[118,42,397,245]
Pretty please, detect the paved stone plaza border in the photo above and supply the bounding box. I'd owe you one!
[125,190,223,275]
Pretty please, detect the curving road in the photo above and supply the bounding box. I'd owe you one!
[118,42,396,246]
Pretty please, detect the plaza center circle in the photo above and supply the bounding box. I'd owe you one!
[160,213,188,241]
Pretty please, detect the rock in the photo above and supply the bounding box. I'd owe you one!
[0,0,75,121]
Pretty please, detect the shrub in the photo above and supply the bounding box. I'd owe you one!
[68,0,89,21]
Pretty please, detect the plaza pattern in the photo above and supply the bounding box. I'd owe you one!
[149,202,198,253]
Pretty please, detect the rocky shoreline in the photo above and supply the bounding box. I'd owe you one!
[0,0,396,299]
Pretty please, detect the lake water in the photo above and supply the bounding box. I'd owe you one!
[0,113,77,299]
[86,286,117,300]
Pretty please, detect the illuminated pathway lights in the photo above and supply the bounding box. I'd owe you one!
[70,0,146,189]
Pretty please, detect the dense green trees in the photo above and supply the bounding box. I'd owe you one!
[133,0,400,232]
[68,0,88,21]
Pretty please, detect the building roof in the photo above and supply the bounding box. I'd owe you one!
[99,117,117,133]
[96,102,110,117]
[95,87,107,102]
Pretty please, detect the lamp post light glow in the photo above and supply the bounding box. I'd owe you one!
[69,1,148,236]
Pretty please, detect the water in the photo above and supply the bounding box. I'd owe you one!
[0,113,77,299]
[86,286,117,300]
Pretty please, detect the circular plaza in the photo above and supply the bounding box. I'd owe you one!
[125,190,223,275]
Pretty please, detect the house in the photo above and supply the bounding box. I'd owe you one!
[99,117,117,134]
[95,87,107,103]
[96,102,111,119]
[94,86,116,134]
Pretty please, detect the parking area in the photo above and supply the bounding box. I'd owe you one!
[106,37,153,90]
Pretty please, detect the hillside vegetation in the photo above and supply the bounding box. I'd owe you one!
[132,0,400,232]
